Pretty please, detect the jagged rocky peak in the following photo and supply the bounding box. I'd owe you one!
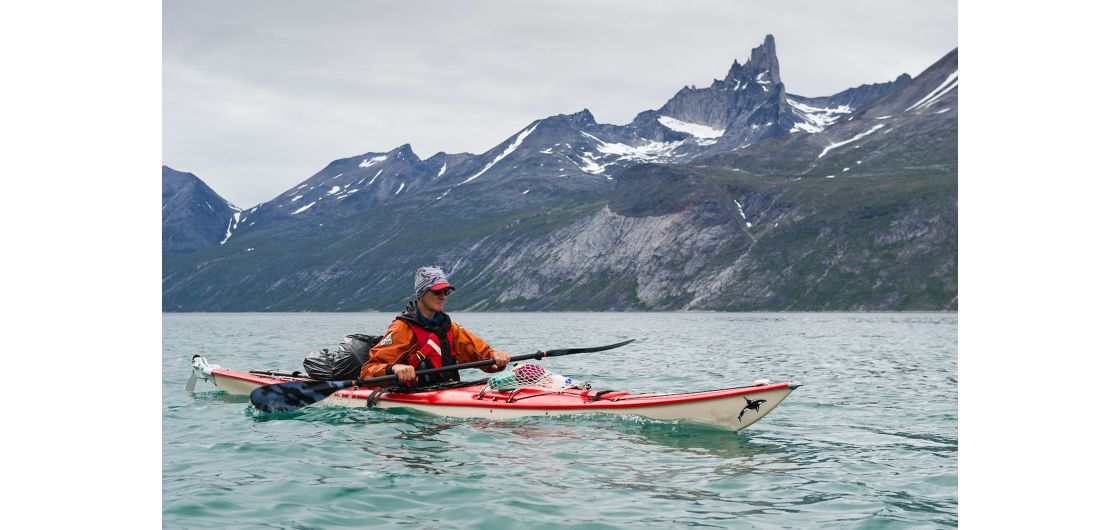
[648,34,792,144]
[723,34,782,88]
[571,108,597,125]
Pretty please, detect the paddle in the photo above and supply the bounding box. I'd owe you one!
[250,339,635,413]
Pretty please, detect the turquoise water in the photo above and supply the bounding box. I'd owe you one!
[164,312,957,528]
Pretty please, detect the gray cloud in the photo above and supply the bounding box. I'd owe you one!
[163,0,957,207]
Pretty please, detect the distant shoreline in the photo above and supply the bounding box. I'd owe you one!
[163,309,959,314]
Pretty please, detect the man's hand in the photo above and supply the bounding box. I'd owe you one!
[492,351,510,369]
[391,364,416,383]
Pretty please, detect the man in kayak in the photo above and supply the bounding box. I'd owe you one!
[362,266,510,387]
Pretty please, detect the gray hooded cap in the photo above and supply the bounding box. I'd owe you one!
[414,266,454,300]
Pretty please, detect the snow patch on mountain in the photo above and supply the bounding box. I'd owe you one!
[819,124,886,158]
[656,116,725,139]
[367,169,383,186]
[219,218,233,244]
[788,99,852,134]
[359,155,387,168]
[218,211,242,245]
[577,154,606,175]
[755,72,771,91]
[292,202,316,215]
[581,132,686,163]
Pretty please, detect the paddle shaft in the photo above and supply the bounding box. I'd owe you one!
[344,343,628,388]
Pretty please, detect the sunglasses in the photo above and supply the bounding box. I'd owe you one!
[429,288,452,297]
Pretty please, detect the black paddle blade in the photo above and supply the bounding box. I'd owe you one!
[546,339,636,357]
[570,338,635,353]
[249,379,351,413]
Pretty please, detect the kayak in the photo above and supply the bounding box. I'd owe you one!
[189,356,800,432]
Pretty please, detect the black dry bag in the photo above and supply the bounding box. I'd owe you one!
[302,333,382,381]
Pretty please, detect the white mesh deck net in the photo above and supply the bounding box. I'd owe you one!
[486,363,587,391]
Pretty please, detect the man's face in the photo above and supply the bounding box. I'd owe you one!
[419,287,450,314]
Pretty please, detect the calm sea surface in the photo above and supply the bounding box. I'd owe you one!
[163,312,957,528]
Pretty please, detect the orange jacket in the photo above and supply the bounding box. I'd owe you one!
[361,318,504,384]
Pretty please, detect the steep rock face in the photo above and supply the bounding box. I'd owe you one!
[479,201,748,310]
[162,166,240,255]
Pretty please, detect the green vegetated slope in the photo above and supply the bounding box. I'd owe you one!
[608,163,956,311]
[720,170,956,311]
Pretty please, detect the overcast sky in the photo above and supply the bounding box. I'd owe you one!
[163,0,957,207]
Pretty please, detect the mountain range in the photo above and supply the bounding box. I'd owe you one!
[163,35,957,311]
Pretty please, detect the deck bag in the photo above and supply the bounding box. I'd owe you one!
[303,333,381,381]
